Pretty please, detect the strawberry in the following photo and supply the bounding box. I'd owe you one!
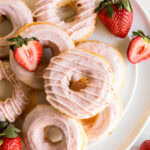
[140,140,150,150]
[0,121,21,150]
[0,137,21,150]
[127,30,150,64]
[96,0,133,38]
[8,35,42,72]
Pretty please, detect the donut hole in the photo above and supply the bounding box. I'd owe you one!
[0,79,13,101]
[40,41,61,64]
[81,114,100,128]
[45,126,63,144]
[69,77,88,91]
[57,2,77,23]
[0,15,13,36]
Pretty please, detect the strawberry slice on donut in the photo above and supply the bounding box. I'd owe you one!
[128,30,150,64]
[8,36,42,72]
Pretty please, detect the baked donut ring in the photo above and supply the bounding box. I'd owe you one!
[22,105,87,150]
[10,22,75,89]
[0,0,33,57]
[44,49,114,119]
[33,0,97,42]
[77,41,126,91]
[0,61,30,122]
[81,96,122,141]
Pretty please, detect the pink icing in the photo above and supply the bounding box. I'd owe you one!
[33,0,97,42]
[0,0,33,57]
[9,23,75,89]
[77,41,125,91]
[0,61,30,122]
[23,105,87,150]
[44,49,114,119]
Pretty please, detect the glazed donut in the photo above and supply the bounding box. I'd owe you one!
[22,105,88,150]
[44,49,114,119]
[10,22,75,89]
[81,96,122,141]
[33,0,97,42]
[0,61,30,122]
[77,41,126,91]
[0,0,33,58]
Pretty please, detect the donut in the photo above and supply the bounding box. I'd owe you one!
[0,0,33,58]
[33,0,97,42]
[0,60,30,122]
[44,48,114,119]
[77,41,126,91]
[22,105,88,150]
[81,96,122,141]
[9,22,75,89]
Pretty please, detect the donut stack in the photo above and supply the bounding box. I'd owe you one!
[0,0,126,150]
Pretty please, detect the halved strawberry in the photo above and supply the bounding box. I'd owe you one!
[8,35,42,72]
[128,30,150,64]
[96,0,133,38]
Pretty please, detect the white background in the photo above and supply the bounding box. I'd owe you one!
[131,0,150,149]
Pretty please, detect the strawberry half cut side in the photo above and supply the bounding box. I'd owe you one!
[127,30,150,64]
[8,35,43,72]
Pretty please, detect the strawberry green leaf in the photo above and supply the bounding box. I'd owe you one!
[4,124,21,139]
[8,35,39,51]
[114,3,122,10]
[107,4,114,19]
[0,121,9,131]
[133,30,150,42]
[0,139,3,146]
[0,133,5,137]
[95,1,108,12]
[121,0,133,12]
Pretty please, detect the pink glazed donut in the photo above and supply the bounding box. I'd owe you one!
[44,49,114,119]
[0,61,30,122]
[33,0,97,42]
[0,0,33,57]
[22,105,88,150]
[81,96,122,141]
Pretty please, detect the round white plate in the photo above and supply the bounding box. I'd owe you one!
[0,0,150,150]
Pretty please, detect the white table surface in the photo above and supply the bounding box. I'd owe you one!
[131,1,150,149]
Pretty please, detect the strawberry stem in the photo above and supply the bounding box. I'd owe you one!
[95,0,133,18]
[8,35,39,51]
[133,30,150,42]
[0,121,21,142]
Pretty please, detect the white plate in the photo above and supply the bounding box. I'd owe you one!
[0,0,150,150]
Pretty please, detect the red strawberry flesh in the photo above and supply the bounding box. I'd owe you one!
[128,36,150,63]
[14,40,42,72]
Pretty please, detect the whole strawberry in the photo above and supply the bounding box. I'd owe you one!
[96,0,133,38]
[0,121,21,150]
